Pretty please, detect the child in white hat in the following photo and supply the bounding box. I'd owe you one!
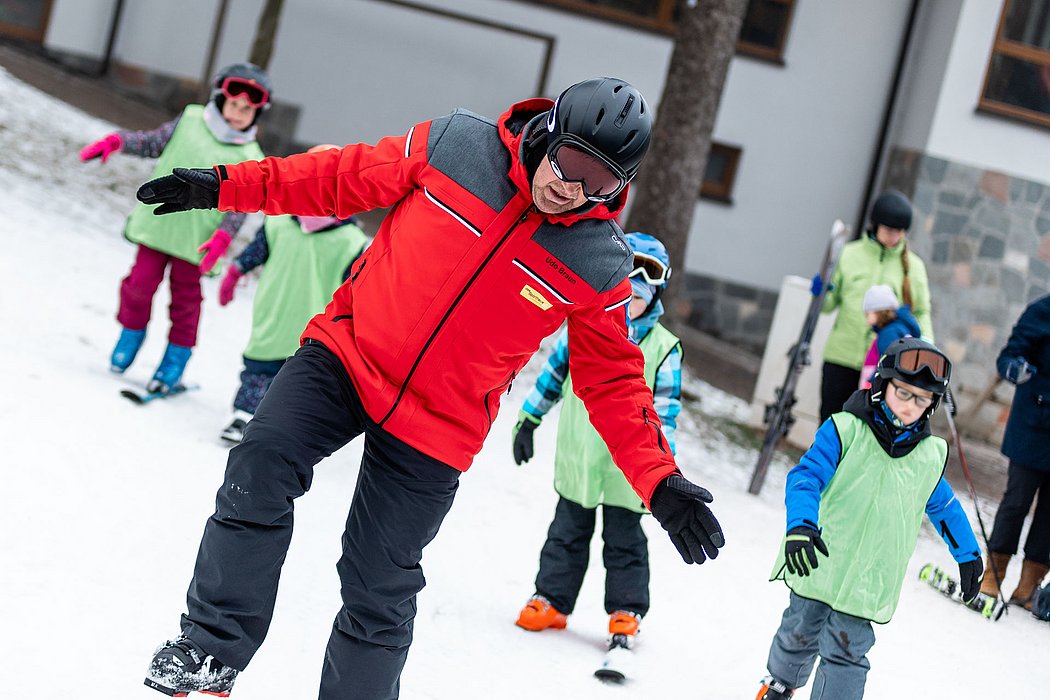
[858,285,922,388]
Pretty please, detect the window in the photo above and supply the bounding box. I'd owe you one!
[699,142,741,204]
[979,0,1050,129]
[524,0,796,63]
[0,0,53,43]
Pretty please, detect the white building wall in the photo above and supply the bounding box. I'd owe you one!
[926,0,1050,185]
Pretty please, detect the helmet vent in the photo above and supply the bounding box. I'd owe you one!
[615,96,634,127]
[595,107,606,126]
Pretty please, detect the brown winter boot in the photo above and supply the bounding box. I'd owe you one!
[1008,559,1050,610]
[980,552,1012,597]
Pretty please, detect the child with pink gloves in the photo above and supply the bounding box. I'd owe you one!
[80,63,270,393]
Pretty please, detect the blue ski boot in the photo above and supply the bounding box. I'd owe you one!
[110,328,146,373]
[147,343,192,394]
[144,636,238,697]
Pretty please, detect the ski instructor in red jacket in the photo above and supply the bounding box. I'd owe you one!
[136,77,725,699]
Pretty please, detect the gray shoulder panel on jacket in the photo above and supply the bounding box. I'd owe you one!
[426,109,517,212]
[533,221,633,294]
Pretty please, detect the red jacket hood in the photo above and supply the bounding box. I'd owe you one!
[497,98,628,226]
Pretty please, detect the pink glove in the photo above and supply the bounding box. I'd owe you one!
[79,133,123,163]
[197,229,232,274]
[218,264,243,306]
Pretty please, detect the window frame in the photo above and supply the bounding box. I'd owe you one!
[977,0,1050,130]
[519,0,796,64]
[699,141,742,204]
[0,0,54,43]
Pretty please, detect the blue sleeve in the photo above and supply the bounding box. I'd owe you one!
[925,476,981,563]
[234,226,269,273]
[652,345,682,455]
[785,419,842,532]
[521,331,570,420]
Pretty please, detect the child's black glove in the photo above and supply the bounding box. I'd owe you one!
[511,411,540,465]
[784,525,829,576]
[649,474,725,565]
[137,167,222,215]
[958,557,984,603]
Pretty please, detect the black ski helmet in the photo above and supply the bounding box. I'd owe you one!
[870,337,951,410]
[546,77,652,182]
[870,190,912,231]
[211,62,273,121]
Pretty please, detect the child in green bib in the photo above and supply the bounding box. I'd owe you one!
[79,63,269,394]
[756,338,983,700]
[214,147,370,443]
[510,233,681,668]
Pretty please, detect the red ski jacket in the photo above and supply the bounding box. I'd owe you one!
[216,99,677,505]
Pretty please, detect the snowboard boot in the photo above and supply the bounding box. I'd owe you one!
[148,343,192,394]
[515,595,567,631]
[1008,559,1050,611]
[756,675,794,700]
[110,328,146,373]
[220,410,253,444]
[980,551,1011,597]
[144,636,238,697]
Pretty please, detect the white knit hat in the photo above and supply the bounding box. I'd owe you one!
[862,284,900,312]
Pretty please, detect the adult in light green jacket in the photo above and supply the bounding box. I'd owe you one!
[818,191,933,421]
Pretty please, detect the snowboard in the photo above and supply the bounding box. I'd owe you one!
[120,383,199,405]
[918,563,1005,621]
[749,220,852,494]
[594,634,633,683]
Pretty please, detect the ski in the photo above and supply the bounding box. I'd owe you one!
[120,383,199,405]
[749,220,852,494]
[918,563,1005,621]
[593,634,633,684]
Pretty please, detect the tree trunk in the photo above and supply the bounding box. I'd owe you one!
[623,0,749,324]
[249,0,285,70]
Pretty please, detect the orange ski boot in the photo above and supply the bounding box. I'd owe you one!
[756,675,794,699]
[515,595,568,631]
[608,610,641,639]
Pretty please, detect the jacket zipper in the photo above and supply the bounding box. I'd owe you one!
[379,206,536,426]
[350,258,366,283]
[484,370,517,427]
[643,407,668,454]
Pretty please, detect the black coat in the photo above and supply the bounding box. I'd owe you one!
[998,295,1050,470]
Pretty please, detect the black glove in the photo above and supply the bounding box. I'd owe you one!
[512,411,540,465]
[784,525,829,577]
[137,166,222,215]
[958,557,983,603]
[649,474,725,565]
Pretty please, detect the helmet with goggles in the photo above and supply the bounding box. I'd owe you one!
[545,77,652,203]
[871,338,951,409]
[211,63,273,118]
[625,232,671,287]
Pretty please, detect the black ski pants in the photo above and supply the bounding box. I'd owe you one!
[181,341,460,700]
[988,461,1050,565]
[534,496,650,617]
[819,362,861,423]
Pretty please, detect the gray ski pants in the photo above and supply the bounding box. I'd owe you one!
[766,592,877,700]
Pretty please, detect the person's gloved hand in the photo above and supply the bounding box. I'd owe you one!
[1004,357,1036,385]
[512,410,541,465]
[784,525,829,576]
[198,229,232,274]
[79,133,123,163]
[137,167,222,215]
[649,473,725,565]
[809,274,834,297]
[958,557,984,603]
[218,264,243,306]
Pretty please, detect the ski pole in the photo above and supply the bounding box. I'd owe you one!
[942,389,1009,614]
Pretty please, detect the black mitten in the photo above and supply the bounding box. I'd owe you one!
[137,167,222,215]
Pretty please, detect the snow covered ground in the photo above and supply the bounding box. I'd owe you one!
[0,67,1041,698]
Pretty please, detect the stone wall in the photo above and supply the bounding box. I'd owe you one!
[678,271,779,357]
[883,147,1050,443]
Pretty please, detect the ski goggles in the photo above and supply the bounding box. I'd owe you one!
[891,347,950,383]
[628,251,671,285]
[220,77,269,108]
[547,135,629,202]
